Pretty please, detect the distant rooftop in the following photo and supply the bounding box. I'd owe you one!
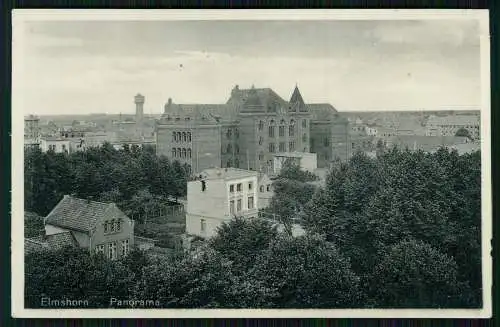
[199,167,258,181]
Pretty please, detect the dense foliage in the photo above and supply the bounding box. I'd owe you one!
[24,144,190,222]
[24,146,482,308]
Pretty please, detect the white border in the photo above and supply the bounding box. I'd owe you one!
[11,9,492,319]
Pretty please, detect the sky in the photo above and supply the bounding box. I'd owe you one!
[16,16,484,115]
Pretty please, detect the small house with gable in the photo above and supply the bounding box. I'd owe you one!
[42,195,135,259]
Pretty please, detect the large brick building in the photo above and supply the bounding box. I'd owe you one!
[155,85,349,174]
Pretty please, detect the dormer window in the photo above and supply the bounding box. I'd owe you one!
[116,219,121,231]
[110,219,115,232]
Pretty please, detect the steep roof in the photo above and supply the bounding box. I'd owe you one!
[161,102,237,123]
[308,103,343,122]
[228,87,288,113]
[289,85,305,105]
[45,195,128,233]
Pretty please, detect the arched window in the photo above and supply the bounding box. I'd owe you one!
[178,148,182,158]
[187,132,191,142]
[279,119,286,137]
[235,128,239,138]
[227,129,232,139]
[177,132,182,142]
[182,132,187,142]
[227,144,232,153]
[187,148,192,158]
[258,120,264,131]
[268,120,275,138]
[289,119,295,137]
[235,145,240,154]
[172,148,177,157]
[260,185,264,192]
[258,152,264,161]
[182,148,187,158]
[172,132,177,142]
[235,159,240,168]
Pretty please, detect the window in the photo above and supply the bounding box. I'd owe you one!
[248,196,254,209]
[227,159,232,167]
[259,137,263,145]
[62,144,67,152]
[116,219,121,232]
[200,219,206,232]
[201,180,206,191]
[237,199,242,212]
[227,144,232,153]
[279,142,286,152]
[95,244,105,255]
[289,120,295,137]
[177,132,182,141]
[289,141,295,151]
[230,184,234,193]
[121,239,129,257]
[172,132,176,141]
[227,129,232,139]
[302,119,307,128]
[235,145,240,154]
[269,143,275,153]
[181,148,186,158]
[110,219,115,232]
[187,132,192,142]
[266,184,271,192]
[248,182,253,190]
[104,221,108,233]
[230,200,235,215]
[182,132,187,142]
[302,133,307,143]
[260,185,264,192]
[108,242,117,260]
[237,183,242,192]
[235,129,239,138]
[235,159,240,168]
[269,120,275,138]
[258,120,264,131]
[259,152,264,161]
[324,138,329,147]
[187,148,192,158]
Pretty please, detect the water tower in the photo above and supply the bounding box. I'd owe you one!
[134,93,145,135]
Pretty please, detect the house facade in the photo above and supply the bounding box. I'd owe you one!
[156,85,349,174]
[43,195,135,259]
[185,168,259,238]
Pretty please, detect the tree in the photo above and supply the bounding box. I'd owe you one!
[249,234,363,308]
[368,239,464,308]
[209,217,278,274]
[25,247,135,308]
[135,248,234,308]
[455,127,471,139]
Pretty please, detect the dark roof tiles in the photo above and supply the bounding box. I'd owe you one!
[45,195,128,232]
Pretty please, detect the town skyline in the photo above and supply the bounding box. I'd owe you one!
[16,14,484,116]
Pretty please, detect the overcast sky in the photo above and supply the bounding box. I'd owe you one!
[17,17,483,115]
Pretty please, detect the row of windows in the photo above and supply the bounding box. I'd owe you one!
[229,182,253,193]
[103,219,122,234]
[259,184,272,192]
[267,140,297,153]
[258,119,307,130]
[268,125,297,138]
[172,131,192,143]
[94,239,130,260]
[172,148,192,159]
[229,196,255,215]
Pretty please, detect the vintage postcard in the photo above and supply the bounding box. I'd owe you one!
[12,9,492,318]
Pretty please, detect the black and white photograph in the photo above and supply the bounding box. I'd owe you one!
[12,9,492,318]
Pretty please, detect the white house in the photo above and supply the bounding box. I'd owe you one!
[185,168,259,239]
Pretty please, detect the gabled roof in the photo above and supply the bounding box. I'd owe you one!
[45,195,129,233]
[228,87,289,112]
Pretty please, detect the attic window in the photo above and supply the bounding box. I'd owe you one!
[116,219,121,231]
